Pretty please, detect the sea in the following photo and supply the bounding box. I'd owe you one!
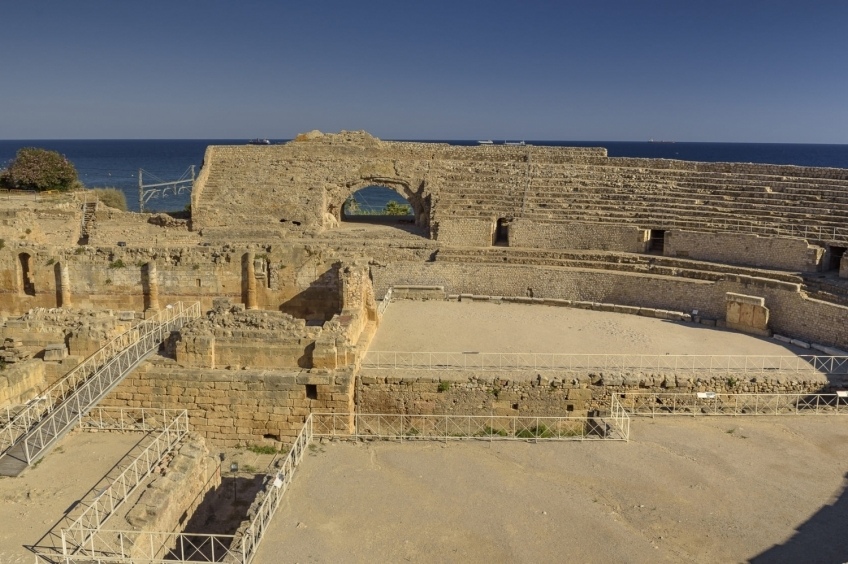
[1,139,847,213]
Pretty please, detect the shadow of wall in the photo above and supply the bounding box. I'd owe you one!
[751,471,848,563]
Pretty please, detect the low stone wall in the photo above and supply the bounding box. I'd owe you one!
[116,434,220,560]
[665,230,823,272]
[102,360,354,446]
[357,370,837,417]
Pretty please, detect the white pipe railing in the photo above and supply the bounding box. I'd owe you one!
[622,392,848,417]
[361,351,848,375]
[312,401,630,442]
[57,398,632,563]
[60,411,315,564]
[59,409,190,554]
[377,287,393,316]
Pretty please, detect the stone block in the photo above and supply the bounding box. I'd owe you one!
[43,343,67,361]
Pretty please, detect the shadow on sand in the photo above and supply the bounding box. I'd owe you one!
[750,471,848,563]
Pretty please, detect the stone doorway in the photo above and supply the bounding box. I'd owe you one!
[18,253,35,296]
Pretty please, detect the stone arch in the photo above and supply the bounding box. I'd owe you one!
[331,177,432,237]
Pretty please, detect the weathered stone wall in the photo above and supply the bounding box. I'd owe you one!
[434,218,495,247]
[510,220,649,252]
[356,370,832,417]
[357,370,835,418]
[101,360,354,446]
[373,262,848,348]
[115,435,220,560]
[0,360,46,408]
[0,243,345,318]
[665,230,824,272]
[192,131,848,258]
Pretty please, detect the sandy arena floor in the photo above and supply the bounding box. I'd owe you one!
[369,301,808,357]
[0,432,145,564]
[256,417,848,564]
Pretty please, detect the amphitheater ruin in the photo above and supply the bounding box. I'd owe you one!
[1,130,848,562]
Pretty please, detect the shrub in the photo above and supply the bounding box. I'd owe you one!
[437,381,451,392]
[109,259,126,269]
[384,200,412,215]
[92,188,127,211]
[516,424,554,439]
[5,148,78,191]
[247,444,278,455]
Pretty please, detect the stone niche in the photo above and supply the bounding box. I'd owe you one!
[725,292,770,337]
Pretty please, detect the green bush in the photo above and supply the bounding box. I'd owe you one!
[92,188,127,211]
[384,200,412,215]
[4,148,79,191]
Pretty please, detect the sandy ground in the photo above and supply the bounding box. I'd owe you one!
[370,300,809,357]
[0,431,145,564]
[256,417,848,564]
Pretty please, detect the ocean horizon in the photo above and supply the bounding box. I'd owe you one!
[2,139,847,213]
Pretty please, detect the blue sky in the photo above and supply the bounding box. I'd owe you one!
[2,1,846,142]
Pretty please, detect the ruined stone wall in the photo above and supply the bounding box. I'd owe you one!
[0,360,46,408]
[192,132,848,260]
[373,262,848,348]
[357,370,835,418]
[115,435,220,560]
[0,242,345,318]
[665,230,824,272]
[101,361,354,446]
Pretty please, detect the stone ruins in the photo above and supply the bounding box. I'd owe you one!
[2,130,848,555]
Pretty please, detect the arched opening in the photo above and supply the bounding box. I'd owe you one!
[494,218,510,246]
[336,184,431,239]
[342,185,415,223]
[19,253,35,296]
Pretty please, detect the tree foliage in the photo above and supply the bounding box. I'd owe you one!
[4,147,79,191]
[384,200,412,215]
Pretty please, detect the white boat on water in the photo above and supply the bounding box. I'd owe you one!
[504,140,526,146]
[478,140,494,144]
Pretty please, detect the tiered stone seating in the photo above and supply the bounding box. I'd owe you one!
[435,155,848,242]
[434,247,802,286]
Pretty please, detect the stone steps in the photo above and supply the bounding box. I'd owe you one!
[435,247,803,282]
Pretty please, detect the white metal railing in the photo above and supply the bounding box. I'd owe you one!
[0,302,200,466]
[58,409,190,555]
[58,398,631,563]
[234,412,313,560]
[313,403,630,442]
[62,411,315,564]
[361,352,848,375]
[621,392,848,417]
[58,530,241,563]
[378,287,393,316]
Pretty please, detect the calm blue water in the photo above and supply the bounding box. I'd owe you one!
[1,139,846,212]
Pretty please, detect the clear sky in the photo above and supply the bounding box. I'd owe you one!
[2,1,846,142]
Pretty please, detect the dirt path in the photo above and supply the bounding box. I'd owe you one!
[256,416,848,563]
